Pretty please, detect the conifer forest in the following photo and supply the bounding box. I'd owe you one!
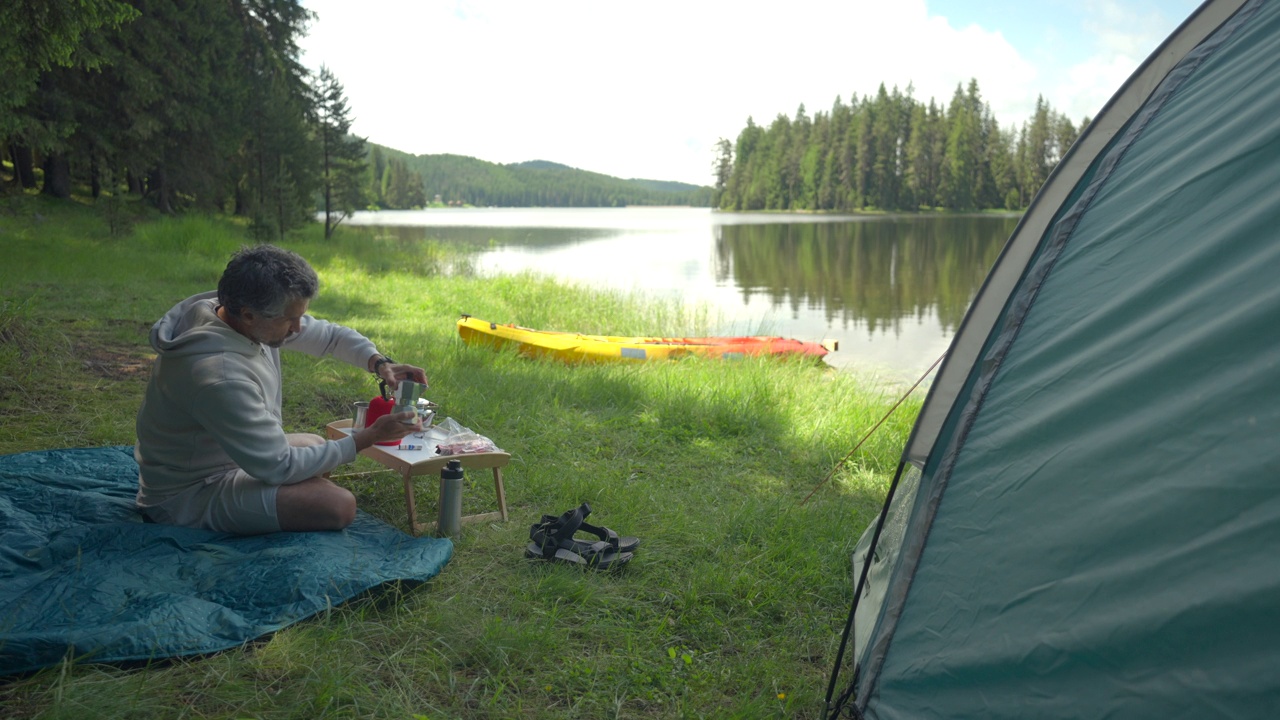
[713,80,1084,213]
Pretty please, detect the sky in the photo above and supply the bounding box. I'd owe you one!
[297,0,1204,186]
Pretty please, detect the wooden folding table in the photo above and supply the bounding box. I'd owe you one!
[326,419,510,536]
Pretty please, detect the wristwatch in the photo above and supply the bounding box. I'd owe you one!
[372,355,394,374]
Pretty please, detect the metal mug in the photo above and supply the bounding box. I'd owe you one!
[351,401,370,430]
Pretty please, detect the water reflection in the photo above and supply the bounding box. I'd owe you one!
[342,208,1016,377]
[353,223,615,248]
[714,216,1013,336]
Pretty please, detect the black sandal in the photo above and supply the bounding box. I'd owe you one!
[534,502,640,555]
[527,503,634,570]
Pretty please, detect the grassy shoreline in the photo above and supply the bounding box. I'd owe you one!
[0,195,920,719]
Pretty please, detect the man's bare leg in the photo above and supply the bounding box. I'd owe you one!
[277,477,357,531]
[276,433,357,531]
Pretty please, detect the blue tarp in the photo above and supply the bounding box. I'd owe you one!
[0,446,453,676]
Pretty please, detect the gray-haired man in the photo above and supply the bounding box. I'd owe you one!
[135,244,426,535]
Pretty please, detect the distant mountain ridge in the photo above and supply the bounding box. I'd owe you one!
[372,144,713,208]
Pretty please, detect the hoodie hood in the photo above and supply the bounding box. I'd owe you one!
[151,291,256,359]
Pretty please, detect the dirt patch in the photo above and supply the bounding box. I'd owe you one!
[82,347,153,380]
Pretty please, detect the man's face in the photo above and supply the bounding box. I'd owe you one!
[242,297,309,348]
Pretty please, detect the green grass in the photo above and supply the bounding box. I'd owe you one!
[0,193,921,719]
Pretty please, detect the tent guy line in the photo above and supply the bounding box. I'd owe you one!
[800,351,946,507]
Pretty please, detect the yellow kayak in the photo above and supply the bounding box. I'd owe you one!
[457,315,836,363]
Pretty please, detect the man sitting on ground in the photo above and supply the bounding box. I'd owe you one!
[135,244,424,535]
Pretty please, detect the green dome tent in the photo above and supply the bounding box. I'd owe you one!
[826,0,1280,717]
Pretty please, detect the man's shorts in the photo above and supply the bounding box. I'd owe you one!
[137,433,328,535]
[140,467,281,535]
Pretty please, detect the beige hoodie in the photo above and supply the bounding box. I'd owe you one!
[134,291,376,506]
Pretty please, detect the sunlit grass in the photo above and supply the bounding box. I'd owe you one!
[0,194,921,718]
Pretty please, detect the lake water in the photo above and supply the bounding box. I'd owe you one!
[342,207,1019,381]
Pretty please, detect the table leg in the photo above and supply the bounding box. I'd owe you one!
[493,467,508,521]
[403,468,419,536]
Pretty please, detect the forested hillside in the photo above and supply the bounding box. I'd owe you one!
[714,80,1084,212]
[367,146,713,208]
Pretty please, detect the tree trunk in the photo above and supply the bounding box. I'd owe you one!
[41,153,72,199]
[276,171,285,241]
[12,145,37,189]
[324,185,334,239]
[147,167,173,213]
[90,156,101,199]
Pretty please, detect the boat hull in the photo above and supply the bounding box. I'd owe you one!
[457,316,832,363]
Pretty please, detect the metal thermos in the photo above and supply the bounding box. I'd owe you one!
[437,459,464,538]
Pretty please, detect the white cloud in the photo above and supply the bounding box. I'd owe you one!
[1049,0,1196,122]
[299,0,1186,185]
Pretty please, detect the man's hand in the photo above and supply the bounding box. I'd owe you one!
[371,357,428,391]
[353,411,422,451]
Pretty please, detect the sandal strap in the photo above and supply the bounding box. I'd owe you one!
[573,540,613,558]
[530,503,588,550]
[537,540,560,560]
[550,505,586,545]
[578,520,620,550]
[539,502,592,530]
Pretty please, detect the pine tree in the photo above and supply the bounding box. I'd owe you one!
[313,65,368,238]
[905,99,944,209]
[818,96,849,210]
[1019,95,1054,205]
[799,111,828,210]
[369,145,387,207]
[232,0,320,236]
[1052,113,1079,165]
[988,124,1019,209]
[833,94,858,211]
[854,99,876,209]
[942,83,977,209]
[763,113,792,209]
[728,117,764,210]
[787,104,811,208]
[712,138,733,207]
[870,84,906,210]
